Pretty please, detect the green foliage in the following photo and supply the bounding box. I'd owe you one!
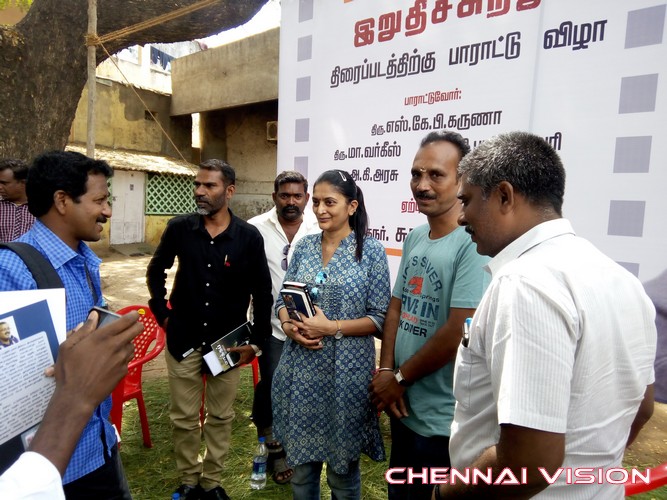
[0,0,32,11]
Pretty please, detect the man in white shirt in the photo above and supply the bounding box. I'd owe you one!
[248,170,319,484]
[435,132,656,499]
[0,310,142,499]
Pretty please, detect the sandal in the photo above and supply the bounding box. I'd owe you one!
[266,441,293,485]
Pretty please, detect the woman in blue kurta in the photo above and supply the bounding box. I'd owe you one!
[273,169,391,499]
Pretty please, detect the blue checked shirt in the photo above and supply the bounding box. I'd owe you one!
[0,220,115,484]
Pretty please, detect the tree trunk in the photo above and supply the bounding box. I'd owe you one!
[0,0,266,160]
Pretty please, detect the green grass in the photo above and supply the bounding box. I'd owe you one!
[119,368,390,499]
[119,369,666,499]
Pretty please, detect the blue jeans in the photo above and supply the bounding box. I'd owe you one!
[291,460,360,500]
[388,418,450,500]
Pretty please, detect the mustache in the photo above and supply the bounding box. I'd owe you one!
[415,191,436,200]
[282,205,301,214]
[464,226,474,235]
[97,216,108,224]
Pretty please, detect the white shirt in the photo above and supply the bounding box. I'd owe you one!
[450,219,656,499]
[0,452,64,499]
[248,207,319,340]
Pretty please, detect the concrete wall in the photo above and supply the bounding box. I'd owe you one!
[88,222,111,254]
[70,79,194,248]
[88,212,176,249]
[170,29,280,221]
[145,215,174,247]
[200,100,278,221]
[90,215,170,253]
[97,46,171,95]
[97,42,203,95]
[71,79,192,158]
[171,28,279,116]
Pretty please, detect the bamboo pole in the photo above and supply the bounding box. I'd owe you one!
[86,0,97,158]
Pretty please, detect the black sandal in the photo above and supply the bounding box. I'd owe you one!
[266,441,293,485]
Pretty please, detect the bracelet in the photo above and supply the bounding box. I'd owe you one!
[281,320,292,330]
[376,367,394,373]
[336,318,342,332]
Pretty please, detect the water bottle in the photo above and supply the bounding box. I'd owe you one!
[171,494,180,500]
[250,436,269,490]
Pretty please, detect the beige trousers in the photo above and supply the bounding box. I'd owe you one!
[166,348,241,490]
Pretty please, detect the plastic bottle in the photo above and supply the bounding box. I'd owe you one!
[250,436,269,490]
[171,493,180,500]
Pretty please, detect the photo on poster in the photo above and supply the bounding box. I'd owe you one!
[0,316,20,348]
[0,291,65,475]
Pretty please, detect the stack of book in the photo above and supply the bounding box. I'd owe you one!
[280,281,315,322]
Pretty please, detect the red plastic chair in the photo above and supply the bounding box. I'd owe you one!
[625,462,667,495]
[110,305,166,448]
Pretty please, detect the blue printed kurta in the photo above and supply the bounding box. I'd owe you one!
[272,232,391,474]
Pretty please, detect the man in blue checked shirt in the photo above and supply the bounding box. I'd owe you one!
[0,151,132,499]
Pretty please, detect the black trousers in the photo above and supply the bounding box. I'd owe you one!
[63,444,132,500]
[251,336,285,435]
[388,418,450,500]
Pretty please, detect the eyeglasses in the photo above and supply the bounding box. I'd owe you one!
[281,244,290,271]
[310,271,327,302]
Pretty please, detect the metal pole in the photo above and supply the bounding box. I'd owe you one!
[86,0,97,158]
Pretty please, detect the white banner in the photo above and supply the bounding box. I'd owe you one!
[278,0,667,282]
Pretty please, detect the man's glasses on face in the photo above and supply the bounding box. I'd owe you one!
[281,244,290,271]
[310,271,327,302]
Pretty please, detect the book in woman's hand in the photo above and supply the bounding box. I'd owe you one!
[280,282,315,322]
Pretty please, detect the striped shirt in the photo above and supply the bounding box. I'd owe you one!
[450,219,656,499]
[0,220,114,484]
[0,199,35,242]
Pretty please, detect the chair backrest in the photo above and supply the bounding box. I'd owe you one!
[115,305,166,379]
[110,305,166,436]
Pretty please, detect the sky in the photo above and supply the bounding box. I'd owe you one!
[200,0,281,48]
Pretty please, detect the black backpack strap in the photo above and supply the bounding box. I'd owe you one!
[0,242,64,289]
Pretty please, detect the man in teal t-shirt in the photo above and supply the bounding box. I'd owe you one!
[370,131,489,500]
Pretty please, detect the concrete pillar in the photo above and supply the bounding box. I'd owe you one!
[200,110,228,161]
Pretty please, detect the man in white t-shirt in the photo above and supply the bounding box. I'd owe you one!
[435,132,656,499]
[248,170,319,484]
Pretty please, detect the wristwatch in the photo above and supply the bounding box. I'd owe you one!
[394,368,413,387]
[250,344,262,357]
[334,319,343,340]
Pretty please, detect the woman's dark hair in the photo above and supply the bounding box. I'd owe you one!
[313,169,368,261]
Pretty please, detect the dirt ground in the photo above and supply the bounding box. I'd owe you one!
[99,248,667,469]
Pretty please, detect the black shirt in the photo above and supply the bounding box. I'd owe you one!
[146,211,272,361]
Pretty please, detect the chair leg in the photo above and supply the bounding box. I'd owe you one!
[110,380,126,437]
[252,357,259,388]
[136,394,152,448]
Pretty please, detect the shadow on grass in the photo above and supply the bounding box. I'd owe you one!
[119,368,390,499]
[119,369,666,499]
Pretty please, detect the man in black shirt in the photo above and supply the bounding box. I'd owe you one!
[147,159,272,500]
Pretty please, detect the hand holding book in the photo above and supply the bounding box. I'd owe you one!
[280,282,315,322]
[203,322,252,376]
